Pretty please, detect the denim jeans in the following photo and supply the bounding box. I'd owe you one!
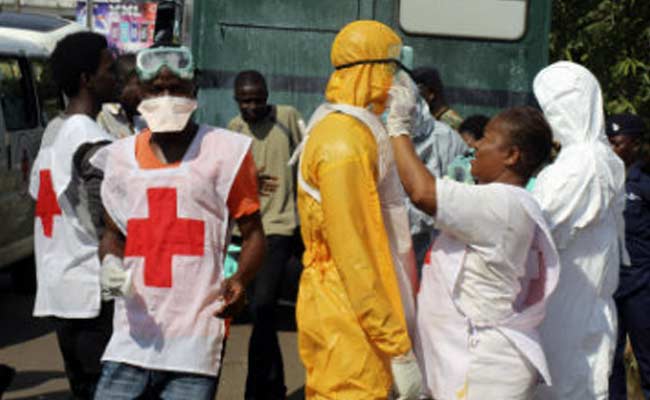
[94,361,218,400]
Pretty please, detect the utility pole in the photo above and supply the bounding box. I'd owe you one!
[86,0,93,30]
[15,0,20,13]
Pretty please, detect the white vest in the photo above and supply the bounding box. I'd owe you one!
[295,103,418,342]
[419,186,560,399]
[29,115,113,318]
[91,125,251,376]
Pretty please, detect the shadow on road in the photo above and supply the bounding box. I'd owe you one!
[288,386,305,400]
[7,389,69,400]
[0,274,56,349]
[8,370,66,392]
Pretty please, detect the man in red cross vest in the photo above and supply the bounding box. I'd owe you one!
[28,32,117,399]
[91,45,266,400]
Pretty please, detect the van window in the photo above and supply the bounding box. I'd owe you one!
[399,0,529,41]
[32,59,63,125]
[0,57,37,131]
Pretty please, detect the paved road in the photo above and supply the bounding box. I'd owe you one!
[0,267,305,400]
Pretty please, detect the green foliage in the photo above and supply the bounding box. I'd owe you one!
[550,0,650,121]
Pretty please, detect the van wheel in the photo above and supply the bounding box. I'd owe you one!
[10,258,36,294]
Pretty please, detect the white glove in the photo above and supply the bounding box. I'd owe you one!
[100,254,134,301]
[386,70,418,137]
[391,349,423,400]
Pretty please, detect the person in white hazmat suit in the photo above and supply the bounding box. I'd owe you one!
[532,61,627,400]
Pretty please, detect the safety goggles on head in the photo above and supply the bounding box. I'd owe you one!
[334,45,414,74]
[136,46,195,81]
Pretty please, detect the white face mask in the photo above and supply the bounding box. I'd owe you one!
[137,95,198,133]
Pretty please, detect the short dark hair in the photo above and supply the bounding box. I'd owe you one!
[497,106,552,181]
[458,114,490,141]
[234,70,268,93]
[51,32,108,97]
[412,67,444,99]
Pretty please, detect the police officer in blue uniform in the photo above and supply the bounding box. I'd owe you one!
[607,113,650,400]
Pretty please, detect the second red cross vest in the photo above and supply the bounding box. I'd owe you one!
[91,125,251,376]
[29,115,113,318]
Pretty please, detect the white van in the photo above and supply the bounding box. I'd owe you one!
[0,12,85,285]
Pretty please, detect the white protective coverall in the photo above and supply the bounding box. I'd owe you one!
[532,61,627,400]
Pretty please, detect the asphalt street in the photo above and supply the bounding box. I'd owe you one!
[0,262,306,400]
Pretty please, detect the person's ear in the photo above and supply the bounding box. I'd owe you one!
[504,145,522,169]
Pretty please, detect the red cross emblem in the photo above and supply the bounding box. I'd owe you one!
[35,169,61,238]
[124,187,205,288]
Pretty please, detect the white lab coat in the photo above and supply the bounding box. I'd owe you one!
[532,61,627,400]
[418,180,560,400]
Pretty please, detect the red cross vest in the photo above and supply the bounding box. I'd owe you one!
[91,125,252,376]
[29,115,113,318]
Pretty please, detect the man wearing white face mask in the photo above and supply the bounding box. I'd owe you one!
[90,45,267,400]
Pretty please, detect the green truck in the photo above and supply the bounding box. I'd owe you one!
[187,0,551,126]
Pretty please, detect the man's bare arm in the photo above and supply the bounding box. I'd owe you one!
[216,211,266,318]
[233,211,266,286]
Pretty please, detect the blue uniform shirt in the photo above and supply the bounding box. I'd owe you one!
[617,161,650,298]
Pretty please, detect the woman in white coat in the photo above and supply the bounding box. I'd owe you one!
[386,75,561,399]
[531,61,627,400]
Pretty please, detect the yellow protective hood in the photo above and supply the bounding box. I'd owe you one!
[326,20,402,114]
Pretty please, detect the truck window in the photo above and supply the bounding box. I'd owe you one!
[0,57,37,131]
[399,0,529,41]
[32,59,64,125]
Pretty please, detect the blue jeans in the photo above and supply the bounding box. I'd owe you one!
[94,361,218,400]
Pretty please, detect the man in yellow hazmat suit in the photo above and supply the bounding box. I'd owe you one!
[295,20,422,399]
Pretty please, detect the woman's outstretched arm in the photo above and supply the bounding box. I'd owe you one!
[390,135,438,216]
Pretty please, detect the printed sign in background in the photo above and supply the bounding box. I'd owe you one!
[76,1,157,54]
